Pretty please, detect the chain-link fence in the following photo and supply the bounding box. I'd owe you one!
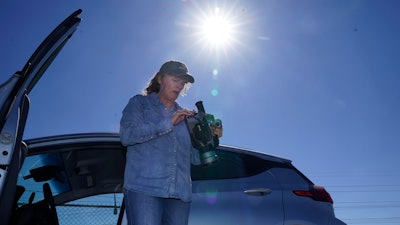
[58,204,123,225]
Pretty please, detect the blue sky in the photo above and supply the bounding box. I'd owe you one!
[1,0,400,224]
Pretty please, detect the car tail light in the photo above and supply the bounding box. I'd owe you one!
[293,185,333,203]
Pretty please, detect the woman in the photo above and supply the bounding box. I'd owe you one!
[120,60,202,225]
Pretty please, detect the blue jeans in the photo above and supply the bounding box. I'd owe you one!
[124,189,191,225]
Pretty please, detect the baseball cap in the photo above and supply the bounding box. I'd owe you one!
[159,60,195,83]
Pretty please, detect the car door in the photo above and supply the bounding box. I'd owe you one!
[0,9,82,224]
[189,148,284,225]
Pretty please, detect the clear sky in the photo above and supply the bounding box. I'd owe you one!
[1,0,400,224]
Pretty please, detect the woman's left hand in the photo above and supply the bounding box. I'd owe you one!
[210,126,223,138]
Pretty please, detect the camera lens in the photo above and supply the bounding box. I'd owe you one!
[213,119,222,128]
[200,149,219,166]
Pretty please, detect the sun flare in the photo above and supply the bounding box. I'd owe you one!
[200,7,234,47]
[180,3,249,57]
[196,7,237,50]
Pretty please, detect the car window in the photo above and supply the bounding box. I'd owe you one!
[57,193,124,225]
[191,149,289,180]
[17,153,71,204]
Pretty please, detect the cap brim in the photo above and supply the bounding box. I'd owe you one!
[171,73,194,83]
[183,74,195,83]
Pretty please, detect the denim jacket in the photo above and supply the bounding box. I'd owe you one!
[120,93,200,202]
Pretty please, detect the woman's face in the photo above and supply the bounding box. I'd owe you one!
[158,74,188,102]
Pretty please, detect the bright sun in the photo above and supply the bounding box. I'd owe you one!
[197,7,237,49]
[199,7,234,47]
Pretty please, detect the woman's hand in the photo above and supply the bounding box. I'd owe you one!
[171,109,195,125]
[210,126,223,138]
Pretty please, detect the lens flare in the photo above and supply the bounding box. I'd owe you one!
[211,89,219,96]
[212,69,219,77]
[205,188,218,204]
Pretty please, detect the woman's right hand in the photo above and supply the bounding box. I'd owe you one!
[171,109,195,125]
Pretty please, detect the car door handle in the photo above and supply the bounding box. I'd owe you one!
[244,188,272,196]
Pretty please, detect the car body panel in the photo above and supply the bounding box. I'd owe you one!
[190,171,284,225]
[273,167,335,225]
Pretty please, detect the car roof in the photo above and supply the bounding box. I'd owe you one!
[25,132,292,164]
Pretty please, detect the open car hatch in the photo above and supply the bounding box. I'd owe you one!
[0,9,82,223]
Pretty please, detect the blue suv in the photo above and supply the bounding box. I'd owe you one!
[0,10,346,225]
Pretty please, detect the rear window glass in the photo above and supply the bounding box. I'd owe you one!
[191,149,289,180]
